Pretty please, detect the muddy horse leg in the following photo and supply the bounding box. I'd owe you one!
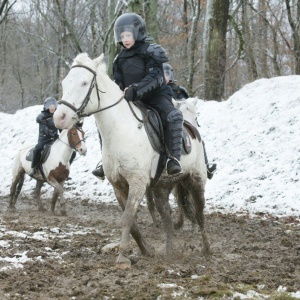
[9,170,25,210]
[188,176,211,255]
[35,180,45,211]
[173,185,185,230]
[146,188,159,227]
[49,181,66,216]
[50,189,59,215]
[113,180,153,270]
[153,187,174,257]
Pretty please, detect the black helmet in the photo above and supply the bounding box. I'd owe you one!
[163,63,175,82]
[114,13,147,44]
[44,97,57,110]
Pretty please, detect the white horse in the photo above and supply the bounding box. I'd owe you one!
[9,126,87,215]
[53,53,210,269]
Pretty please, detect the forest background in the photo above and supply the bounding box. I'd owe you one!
[0,0,299,113]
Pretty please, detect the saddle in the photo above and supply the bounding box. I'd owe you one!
[26,144,52,164]
[132,101,201,187]
[26,144,53,181]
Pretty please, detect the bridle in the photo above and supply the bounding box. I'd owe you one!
[65,127,86,151]
[58,65,124,118]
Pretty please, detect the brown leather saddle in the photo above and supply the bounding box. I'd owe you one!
[131,101,201,187]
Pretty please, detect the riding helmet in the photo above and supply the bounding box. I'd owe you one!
[44,97,57,110]
[114,13,147,45]
[163,63,175,82]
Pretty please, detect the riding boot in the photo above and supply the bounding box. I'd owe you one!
[92,163,105,180]
[166,110,184,175]
[29,149,40,176]
[92,131,105,179]
[202,141,217,179]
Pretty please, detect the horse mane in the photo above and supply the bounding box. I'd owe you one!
[72,52,107,74]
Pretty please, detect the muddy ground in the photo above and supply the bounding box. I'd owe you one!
[0,193,299,300]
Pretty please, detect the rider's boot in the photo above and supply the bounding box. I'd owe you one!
[92,163,105,180]
[202,141,217,179]
[29,167,37,177]
[166,110,184,176]
[29,150,39,177]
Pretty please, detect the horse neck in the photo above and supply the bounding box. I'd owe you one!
[93,72,135,140]
[50,130,73,161]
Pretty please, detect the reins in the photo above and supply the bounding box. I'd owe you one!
[58,64,124,118]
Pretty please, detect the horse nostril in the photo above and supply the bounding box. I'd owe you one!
[61,113,66,121]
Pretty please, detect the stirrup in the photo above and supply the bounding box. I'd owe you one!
[166,158,183,176]
[207,163,217,179]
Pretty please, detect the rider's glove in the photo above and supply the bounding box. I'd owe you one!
[124,84,138,102]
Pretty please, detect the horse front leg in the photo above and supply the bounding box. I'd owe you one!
[49,181,66,216]
[115,178,152,270]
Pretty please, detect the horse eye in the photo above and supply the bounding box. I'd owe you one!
[82,81,88,87]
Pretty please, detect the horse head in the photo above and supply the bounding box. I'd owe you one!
[54,53,108,130]
[67,126,87,155]
[172,98,199,128]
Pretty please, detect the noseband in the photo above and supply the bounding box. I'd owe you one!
[58,65,124,118]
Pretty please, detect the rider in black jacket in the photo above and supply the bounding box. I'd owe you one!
[29,97,59,176]
[93,12,184,178]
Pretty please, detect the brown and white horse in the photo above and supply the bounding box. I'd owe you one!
[9,126,87,215]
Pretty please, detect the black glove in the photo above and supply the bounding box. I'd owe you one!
[124,84,138,102]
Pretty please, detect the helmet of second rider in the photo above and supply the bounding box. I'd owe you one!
[163,63,175,83]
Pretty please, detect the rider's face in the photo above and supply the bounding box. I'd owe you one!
[121,31,135,49]
[49,105,56,113]
[164,73,171,84]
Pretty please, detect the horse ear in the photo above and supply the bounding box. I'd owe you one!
[95,53,104,66]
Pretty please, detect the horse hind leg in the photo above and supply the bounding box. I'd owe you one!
[172,185,185,230]
[145,188,159,227]
[50,189,59,215]
[153,187,174,257]
[9,170,25,210]
[187,177,211,255]
[34,180,45,211]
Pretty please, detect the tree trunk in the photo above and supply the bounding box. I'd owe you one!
[203,0,230,101]
[145,0,158,43]
[241,0,258,82]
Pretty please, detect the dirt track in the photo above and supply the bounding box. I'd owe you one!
[0,194,299,300]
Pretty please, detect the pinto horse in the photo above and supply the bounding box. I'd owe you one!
[53,53,210,269]
[9,126,87,215]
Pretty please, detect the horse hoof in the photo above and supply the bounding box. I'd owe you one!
[116,256,131,270]
[116,261,131,270]
[60,211,67,216]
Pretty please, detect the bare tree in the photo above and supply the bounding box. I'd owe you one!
[285,0,300,74]
[203,0,230,101]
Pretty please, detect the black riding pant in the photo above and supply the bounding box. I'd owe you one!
[142,94,176,130]
[32,141,49,168]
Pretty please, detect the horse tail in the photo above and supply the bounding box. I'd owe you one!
[174,182,197,225]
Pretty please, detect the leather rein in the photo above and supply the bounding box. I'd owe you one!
[58,65,124,118]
